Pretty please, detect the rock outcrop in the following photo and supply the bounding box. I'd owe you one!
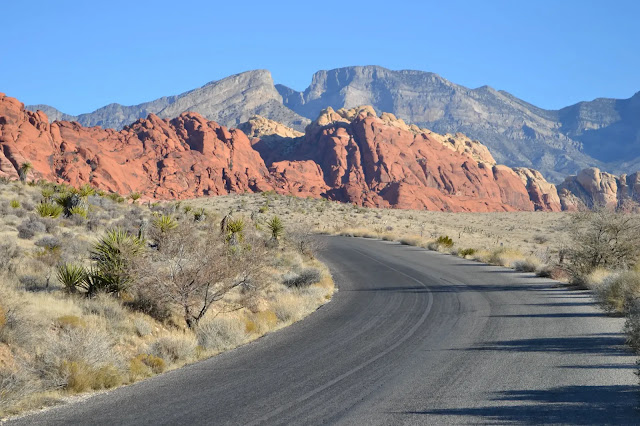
[557,168,640,209]
[7,93,629,212]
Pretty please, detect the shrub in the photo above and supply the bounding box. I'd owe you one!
[195,317,246,351]
[436,235,454,248]
[36,202,63,218]
[56,315,87,329]
[129,192,142,202]
[267,216,284,241]
[57,263,88,293]
[17,216,46,239]
[10,199,20,209]
[90,228,145,295]
[61,361,122,393]
[459,248,476,257]
[41,187,55,200]
[34,237,61,253]
[283,268,323,288]
[513,258,540,272]
[152,214,177,233]
[149,336,197,363]
[597,271,640,314]
[130,354,165,377]
[69,206,88,219]
[566,208,640,280]
[133,318,152,337]
[78,184,96,198]
[624,300,640,354]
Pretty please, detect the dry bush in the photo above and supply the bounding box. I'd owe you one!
[138,223,267,328]
[149,335,197,363]
[513,258,541,273]
[195,317,246,352]
[596,271,640,314]
[133,318,152,337]
[566,208,640,281]
[282,268,323,288]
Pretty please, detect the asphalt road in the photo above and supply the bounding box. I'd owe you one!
[9,236,639,425]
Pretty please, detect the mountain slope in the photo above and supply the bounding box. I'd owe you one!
[27,71,310,132]
[277,66,607,181]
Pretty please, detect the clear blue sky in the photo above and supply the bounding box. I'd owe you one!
[2,0,638,115]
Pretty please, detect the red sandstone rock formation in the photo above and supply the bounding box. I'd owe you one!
[1,93,607,212]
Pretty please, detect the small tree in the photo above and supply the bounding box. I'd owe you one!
[566,207,640,280]
[18,162,33,184]
[140,224,264,328]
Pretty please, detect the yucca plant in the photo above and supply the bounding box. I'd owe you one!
[41,187,55,201]
[193,208,206,222]
[57,263,87,293]
[153,214,178,233]
[18,161,32,184]
[69,206,89,219]
[225,218,245,245]
[90,228,145,296]
[55,192,82,216]
[78,184,96,198]
[9,199,20,209]
[36,202,63,218]
[267,216,284,241]
[129,192,142,203]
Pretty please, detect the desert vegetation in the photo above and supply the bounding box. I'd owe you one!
[0,180,333,417]
[190,193,640,372]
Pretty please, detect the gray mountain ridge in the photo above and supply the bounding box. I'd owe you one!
[26,65,640,182]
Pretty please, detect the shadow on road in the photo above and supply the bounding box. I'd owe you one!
[405,385,639,424]
[465,335,629,356]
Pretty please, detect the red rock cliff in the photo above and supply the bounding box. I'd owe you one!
[1,94,565,211]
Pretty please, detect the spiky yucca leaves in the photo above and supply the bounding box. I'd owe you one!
[57,263,88,293]
[18,162,32,183]
[90,229,145,296]
[41,187,55,201]
[129,192,141,203]
[9,200,20,209]
[55,193,82,217]
[69,206,89,219]
[267,216,284,241]
[78,184,96,198]
[225,218,245,245]
[36,202,63,218]
[152,215,178,233]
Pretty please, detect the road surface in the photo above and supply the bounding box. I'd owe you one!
[9,236,638,425]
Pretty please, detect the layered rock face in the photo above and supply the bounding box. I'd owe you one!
[0,93,274,198]
[5,93,633,212]
[263,106,544,211]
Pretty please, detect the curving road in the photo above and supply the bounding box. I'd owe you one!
[9,237,638,425]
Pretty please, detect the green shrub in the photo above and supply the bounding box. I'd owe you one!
[129,192,142,202]
[69,206,88,219]
[90,229,145,295]
[225,218,245,245]
[40,187,55,200]
[436,235,454,248]
[152,215,177,233]
[36,202,63,218]
[267,216,284,240]
[78,184,96,198]
[9,200,20,209]
[57,263,88,293]
[459,248,476,257]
